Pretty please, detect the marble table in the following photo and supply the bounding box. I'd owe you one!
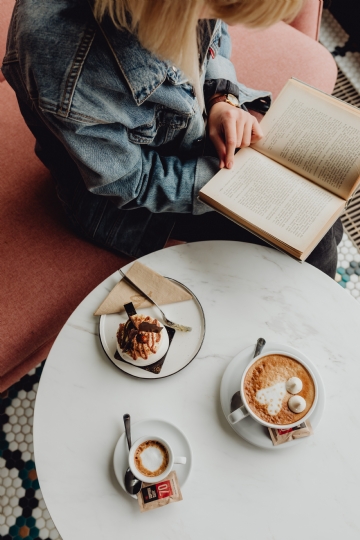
[33,241,360,540]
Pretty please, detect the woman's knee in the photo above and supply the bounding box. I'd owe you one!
[305,218,343,278]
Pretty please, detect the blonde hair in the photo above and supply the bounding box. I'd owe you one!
[93,0,304,108]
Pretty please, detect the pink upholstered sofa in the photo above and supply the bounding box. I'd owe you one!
[0,0,337,392]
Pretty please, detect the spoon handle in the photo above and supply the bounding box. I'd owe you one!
[254,337,266,358]
[123,414,132,450]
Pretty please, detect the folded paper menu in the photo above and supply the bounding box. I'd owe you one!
[94,261,192,315]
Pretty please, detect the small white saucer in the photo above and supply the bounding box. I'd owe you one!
[113,418,193,498]
[220,341,325,450]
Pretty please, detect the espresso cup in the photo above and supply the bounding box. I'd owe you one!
[129,435,186,483]
[228,350,318,430]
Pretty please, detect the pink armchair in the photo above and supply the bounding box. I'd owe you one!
[0,0,337,391]
[229,0,336,102]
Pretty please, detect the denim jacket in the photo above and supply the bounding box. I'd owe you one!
[2,0,271,257]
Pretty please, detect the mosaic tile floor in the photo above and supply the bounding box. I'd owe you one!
[336,233,360,297]
[2,10,360,540]
[320,9,360,96]
[0,363,61,540]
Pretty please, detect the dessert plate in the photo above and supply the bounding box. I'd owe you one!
[220,341,325,450]
[113,418,193,498]
[99,278,205,379]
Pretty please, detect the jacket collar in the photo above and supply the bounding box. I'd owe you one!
[95,12,218,105]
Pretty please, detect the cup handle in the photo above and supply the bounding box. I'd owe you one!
[228,405,249,424]
[174,456,187,465]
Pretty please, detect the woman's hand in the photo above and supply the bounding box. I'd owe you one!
[208,102,263,169]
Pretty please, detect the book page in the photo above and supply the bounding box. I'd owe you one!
[253,79,360,200]
[199,148,344,253]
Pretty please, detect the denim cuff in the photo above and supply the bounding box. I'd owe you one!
[193,156,219,215]
[204,78,240,108]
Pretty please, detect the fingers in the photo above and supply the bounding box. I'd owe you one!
[239,116,263,148]
[239,116,252,148]
[250,117,263,142]
[210,130,226,169]
[207,104,264,169]
[223,110,262,166]
[223,110,238,169]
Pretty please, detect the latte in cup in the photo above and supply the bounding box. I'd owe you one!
[134,440,169,478]
[243,354,316,425]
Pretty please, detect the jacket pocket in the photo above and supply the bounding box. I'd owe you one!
[127,107,189,146]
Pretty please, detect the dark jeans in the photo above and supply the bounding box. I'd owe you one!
[49,155,342,277]
[171,212,343,278]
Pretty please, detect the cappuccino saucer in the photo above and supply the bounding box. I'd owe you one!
[113,418,193,498]
[220,341,325,450]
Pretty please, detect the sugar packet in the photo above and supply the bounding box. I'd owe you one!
[268,420,313,446]
[137,471,182,512]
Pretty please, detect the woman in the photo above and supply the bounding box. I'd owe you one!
[2,0,342,275]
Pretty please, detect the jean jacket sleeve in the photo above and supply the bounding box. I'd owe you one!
[204,22,271,110]
[40,111,218,215]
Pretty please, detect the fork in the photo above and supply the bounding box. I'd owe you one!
[119,269,192,332]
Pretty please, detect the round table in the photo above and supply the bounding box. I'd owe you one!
[34,241,360,540]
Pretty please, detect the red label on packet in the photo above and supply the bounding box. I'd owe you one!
[156,480,173,499]
[137,471,182,512]
[141,480,173,503]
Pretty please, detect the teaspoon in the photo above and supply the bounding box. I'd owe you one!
[123,414,142,496]
[230,337,266,412]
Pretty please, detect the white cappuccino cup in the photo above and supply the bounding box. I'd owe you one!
[129,435,186,483]
[228,350,318,430]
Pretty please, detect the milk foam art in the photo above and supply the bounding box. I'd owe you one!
[139,446,166,473]
[256,382,287,416]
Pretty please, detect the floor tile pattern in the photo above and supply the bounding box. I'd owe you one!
[320,9,360,95]
[336,233,360,299]
[0,364,61,540]
[341,191,360,251]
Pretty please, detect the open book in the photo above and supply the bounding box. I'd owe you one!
[199,78,360,261]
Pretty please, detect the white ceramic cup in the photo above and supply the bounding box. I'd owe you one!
[228,350,318,430]
[129,435,186,483]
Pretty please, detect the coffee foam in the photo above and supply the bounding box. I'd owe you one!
[134,440,169,478]
[140,447,164,472]
[244,354,316,425]
[256,381,287,416]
